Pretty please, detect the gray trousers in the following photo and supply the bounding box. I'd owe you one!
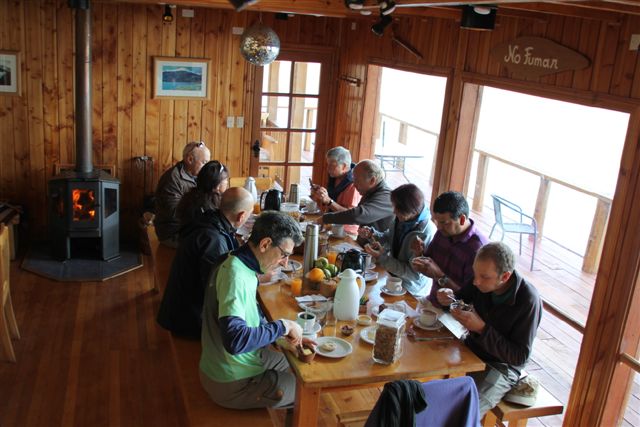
[469,362,520,416]
[200,347,296,409]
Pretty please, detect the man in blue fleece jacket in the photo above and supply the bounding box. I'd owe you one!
[199,210,310,409]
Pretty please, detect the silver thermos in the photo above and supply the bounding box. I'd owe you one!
[302,223,319,275]
[288,183,300,205]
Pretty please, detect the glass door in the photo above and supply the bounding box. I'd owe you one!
[253,50,331,197]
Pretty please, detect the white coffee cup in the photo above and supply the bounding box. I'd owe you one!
[387,277,403,293]
[297,311,316,334]
[419,308,438,327]
[332,224,345,238]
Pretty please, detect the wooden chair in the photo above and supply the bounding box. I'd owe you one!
[0,223,20,362]
[482,384,564,427]
[229,177,273,193]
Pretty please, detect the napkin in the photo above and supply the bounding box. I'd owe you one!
[439,313,468,339]
[295,295,328,303]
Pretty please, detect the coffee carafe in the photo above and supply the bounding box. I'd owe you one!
[261,189,284,211]
[302,224,319,275]
[336,249,368,274]
[288,183,300,205]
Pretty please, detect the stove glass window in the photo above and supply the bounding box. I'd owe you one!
[72,189,97,221]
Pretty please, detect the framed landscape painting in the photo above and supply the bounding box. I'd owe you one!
[153,57,211,99]
[0,51,20,96]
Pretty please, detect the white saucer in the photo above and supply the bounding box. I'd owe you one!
[366,263,377,271]
[359,326,377,345]
[302,208,321,215]
[413,317,443,331]
[364,271,379,282]
[381,287,406,297]
[302,322,322,336]
[315,337,353,358]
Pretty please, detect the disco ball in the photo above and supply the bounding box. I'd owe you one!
[239,24,281,66]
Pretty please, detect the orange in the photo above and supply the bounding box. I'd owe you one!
[306,267,325,282]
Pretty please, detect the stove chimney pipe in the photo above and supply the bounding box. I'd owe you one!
[70,0,93,175]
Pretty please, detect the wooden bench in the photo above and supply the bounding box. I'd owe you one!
[482,384,564,427]
[139,212,175,293]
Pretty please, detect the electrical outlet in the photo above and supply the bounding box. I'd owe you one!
[181,9,194,18]
[236,116,244,128]
[630,34,640,51]
[226,116,235,128]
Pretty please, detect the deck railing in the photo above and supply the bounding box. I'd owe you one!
[472,149,611,274]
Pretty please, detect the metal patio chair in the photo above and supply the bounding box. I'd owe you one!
[489,194,538,271]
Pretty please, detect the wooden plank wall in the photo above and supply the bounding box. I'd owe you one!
[0,0,339,235]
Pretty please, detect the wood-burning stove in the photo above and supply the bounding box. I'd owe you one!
[48,0,120,261]
[49,171,119,260]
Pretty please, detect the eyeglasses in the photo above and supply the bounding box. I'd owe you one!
[274,243,292,259]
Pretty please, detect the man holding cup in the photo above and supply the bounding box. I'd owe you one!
[436,242,542,416]
[199,211,314,410]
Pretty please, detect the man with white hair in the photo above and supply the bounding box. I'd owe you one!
[309,146,361,234]
[154,141,211,247]
[320,159,394,235]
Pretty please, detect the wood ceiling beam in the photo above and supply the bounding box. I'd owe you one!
[112,0,640,19]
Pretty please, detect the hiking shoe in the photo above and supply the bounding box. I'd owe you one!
[504,375,539,406]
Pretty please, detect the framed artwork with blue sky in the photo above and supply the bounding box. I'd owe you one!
[153,57,210,99]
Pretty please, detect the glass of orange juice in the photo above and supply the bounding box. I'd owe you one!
[290,277,303,296]
[326,250,338,265]
[253,201,261,215]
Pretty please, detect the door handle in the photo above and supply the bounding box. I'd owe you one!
[252,140,260,158]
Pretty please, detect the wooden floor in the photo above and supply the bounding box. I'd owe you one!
[1,221,637,426]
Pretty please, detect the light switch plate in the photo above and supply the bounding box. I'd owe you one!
[181,9,194,18]
[630,34,640,51]
[232,27,244,35]
[236,116,244,128]
[226,116,235,128]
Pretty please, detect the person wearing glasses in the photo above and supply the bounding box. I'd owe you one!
[200,211,312,410]
[154,141,211,247]
[157,186,253,339]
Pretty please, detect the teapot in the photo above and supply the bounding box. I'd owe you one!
[336,249,368,274]
[261,189,284,211]
[333,268,365,321]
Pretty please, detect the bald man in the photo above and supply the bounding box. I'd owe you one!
[157,187,254,338]
[155,141,212,247]
[321,159,394,238]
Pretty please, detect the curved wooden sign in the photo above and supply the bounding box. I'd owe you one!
[490,36,590,78]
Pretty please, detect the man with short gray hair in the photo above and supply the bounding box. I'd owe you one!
[200,211,313,410]
[321,159,394,236]
[155,141,211,247]
[436,241,542,416]
[310,146,361,234]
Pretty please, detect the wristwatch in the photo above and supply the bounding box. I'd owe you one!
[324,199,333,207]
[437,275,449,288]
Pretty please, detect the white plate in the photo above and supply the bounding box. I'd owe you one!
[359,326,377,345]
[315,337,353,358]
[301,208,321,215]
[413,317,443,331]
[381,287,407,297]
[281,260,302,273]
[364,271,379,282]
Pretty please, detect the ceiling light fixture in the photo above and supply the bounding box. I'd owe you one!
[371,14,392,37]
[228,0,259,12]
[460,5,497,31]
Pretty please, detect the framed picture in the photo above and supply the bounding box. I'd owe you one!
[0,51,20,96]
[153,57,210,99]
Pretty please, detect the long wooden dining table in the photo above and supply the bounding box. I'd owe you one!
[258,236,485,427]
